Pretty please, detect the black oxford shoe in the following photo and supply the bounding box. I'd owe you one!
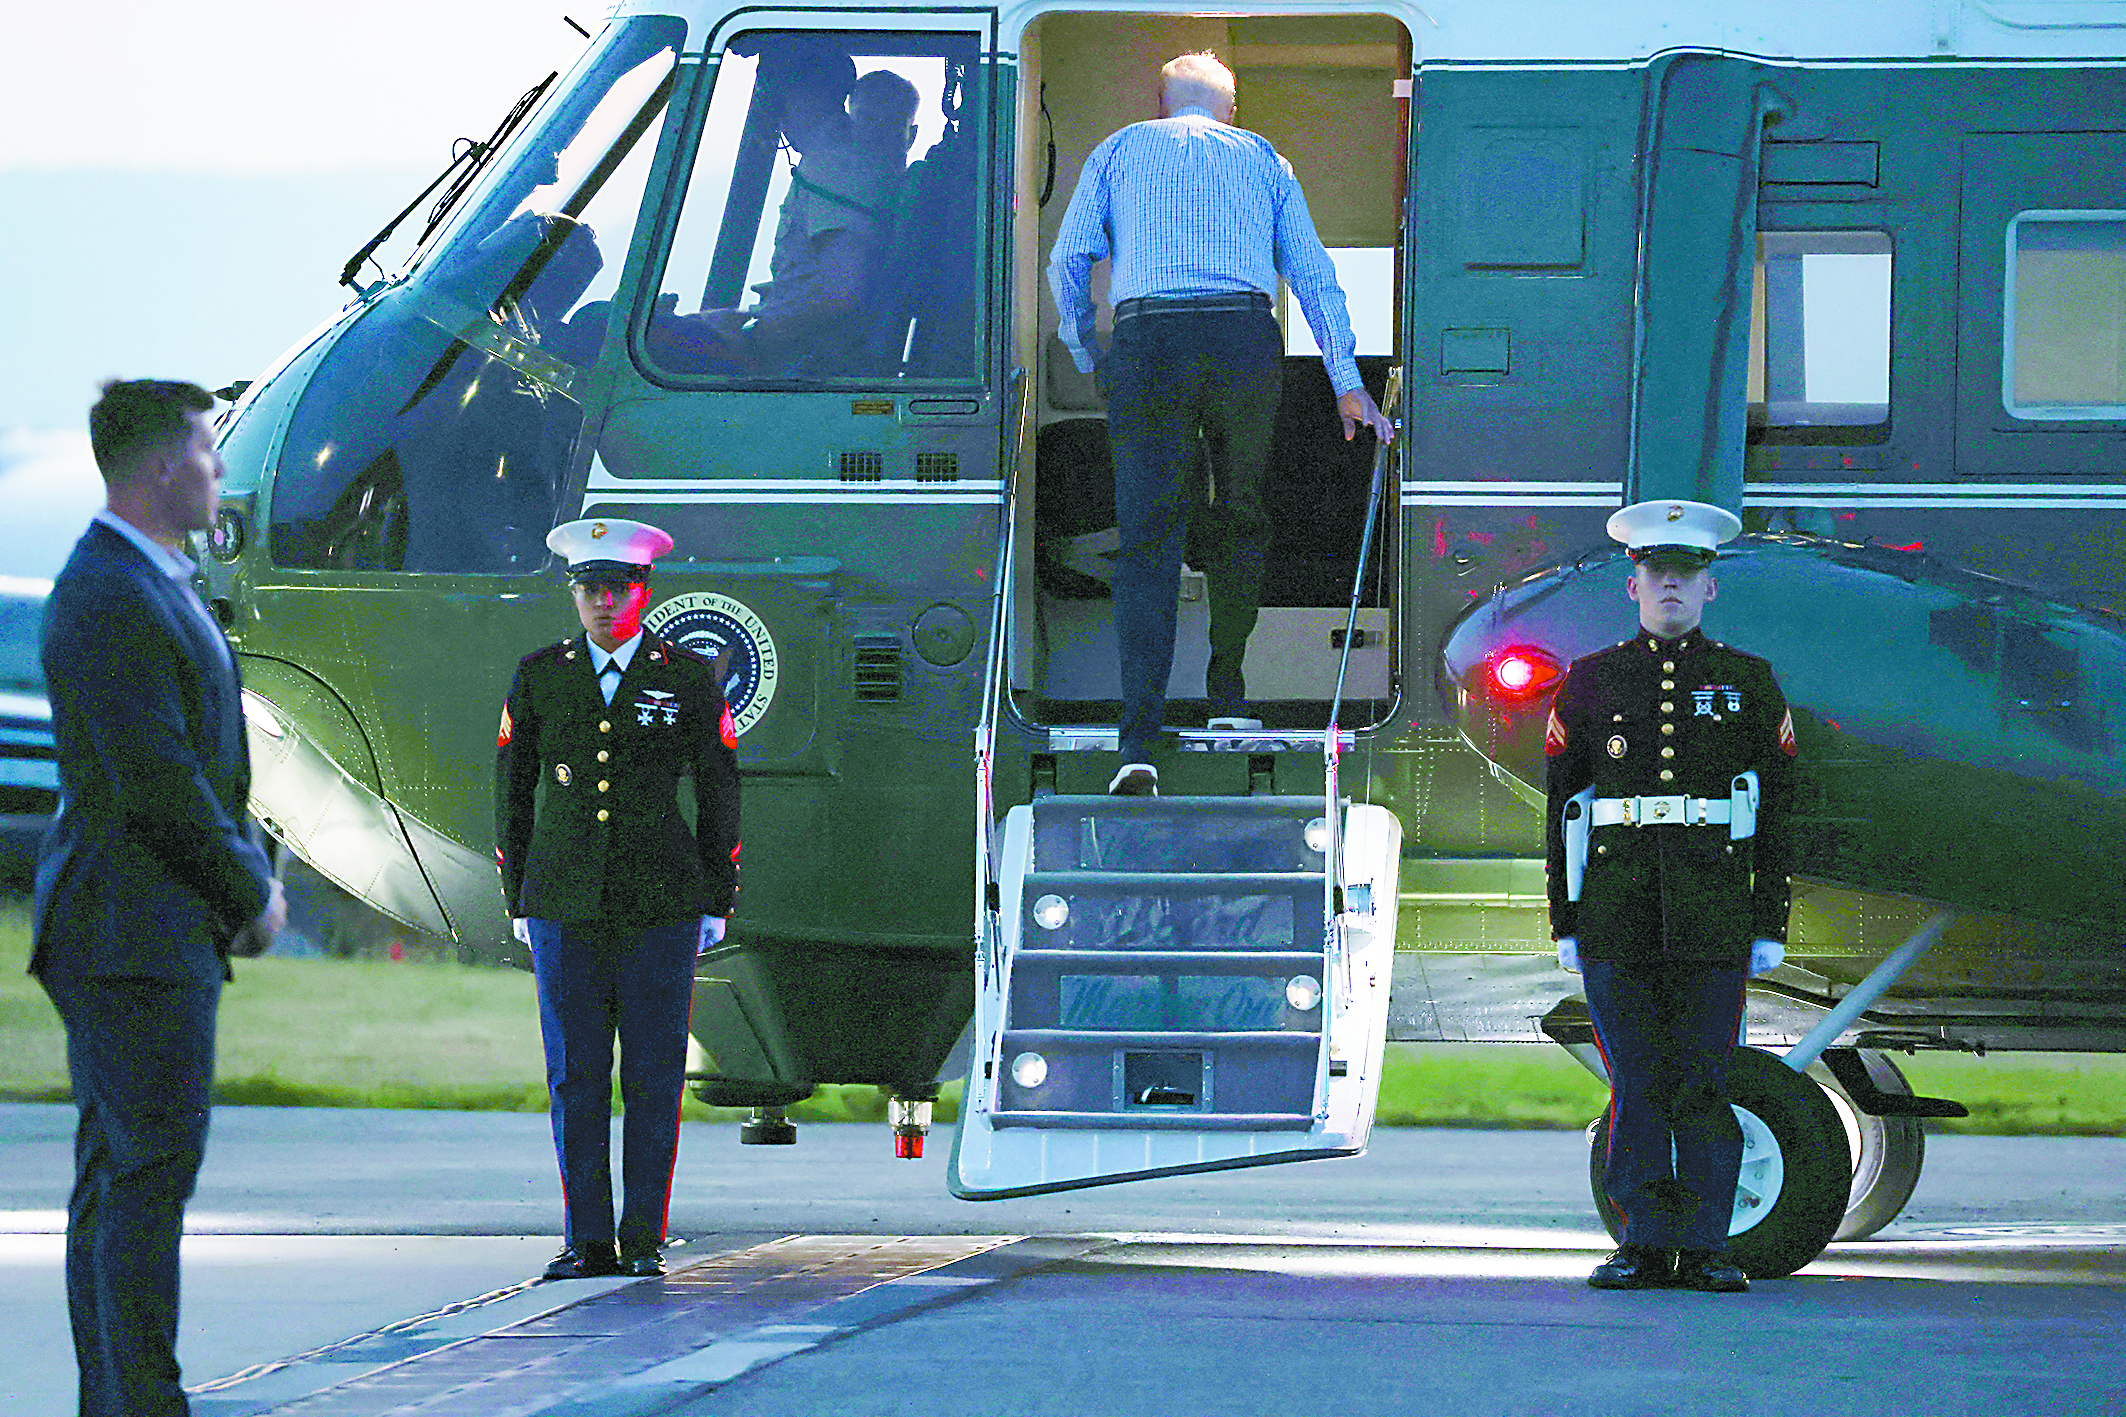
[544,1243,620,1280]
[1673,1248,1749,1292]
[618,1248,665,1278]
[1588,1244,1674,1290]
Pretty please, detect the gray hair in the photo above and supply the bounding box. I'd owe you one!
[1160,52,1236,115]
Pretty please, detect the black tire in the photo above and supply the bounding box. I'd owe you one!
[1588,1046,1849,1278]
[1820,1052,1926,1242]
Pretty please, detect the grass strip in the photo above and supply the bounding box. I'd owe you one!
[2,915,2119,1134]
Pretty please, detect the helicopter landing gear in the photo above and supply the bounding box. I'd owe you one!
[740,1105,798,1146]
[890,1084,940,1158]
[1589,1046,1849,1279]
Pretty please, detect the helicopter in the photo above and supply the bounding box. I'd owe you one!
[200,0,2126,1274]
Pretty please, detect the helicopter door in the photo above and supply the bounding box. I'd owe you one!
[950,793,1400,1199]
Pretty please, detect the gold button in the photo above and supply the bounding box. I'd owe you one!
[1663,660,1675,672]
[1661,679,1675,690]
[1661,702,1673,714]
[1659,769,1674,782]
[1661,746,1675,758]
[598,780,610,792]
[1597,844,1608,855]
[597,750,609,762]
[599,720,611,733]
[1662,723,1675,736]
[597,808,610,822]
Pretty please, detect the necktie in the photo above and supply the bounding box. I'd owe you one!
[599,663,622,705]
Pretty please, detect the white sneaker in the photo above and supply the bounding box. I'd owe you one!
[1107,762,1159,796]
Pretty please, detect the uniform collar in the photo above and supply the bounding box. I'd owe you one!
[1640,628,1704,656]
[586,630,644,675]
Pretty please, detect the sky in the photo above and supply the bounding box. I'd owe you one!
[0,1,595,577]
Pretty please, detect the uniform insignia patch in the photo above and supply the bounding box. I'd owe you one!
[1779,707,1797,757]
[1607,735,1627,759]
[1693,688,1716,716]
[636,688,680,726]
[555,764,571,786]
[720,702,738,749]
[498,704,512,746]
[1544,707,1567,756]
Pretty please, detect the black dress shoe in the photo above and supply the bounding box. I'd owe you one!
[543,1243,619,1279]
[1588,1244,1674,1290]
[1674,1248,1749,1292]
[618,1248,665,1278]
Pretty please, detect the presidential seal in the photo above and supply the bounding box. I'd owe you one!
[645,592,779,737]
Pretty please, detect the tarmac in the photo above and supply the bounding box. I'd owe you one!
[1,1105,2120,1416]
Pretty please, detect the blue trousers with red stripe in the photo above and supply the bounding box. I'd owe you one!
[526,917,696,1254]
[1582,959,1749,1251]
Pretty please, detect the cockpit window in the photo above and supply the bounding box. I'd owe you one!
[640,29,987,385]
[267,17,685,574]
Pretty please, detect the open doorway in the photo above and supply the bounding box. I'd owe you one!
[1008,12,1410,734]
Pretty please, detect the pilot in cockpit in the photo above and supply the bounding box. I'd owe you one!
[649,52,920,375]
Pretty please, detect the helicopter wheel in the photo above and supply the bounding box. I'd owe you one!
[1817,1051,1926,1242]
[1589,1046,1848,1279]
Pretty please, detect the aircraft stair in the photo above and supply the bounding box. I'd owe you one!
[949,790,1400,1197]
[952,374,1406,1198]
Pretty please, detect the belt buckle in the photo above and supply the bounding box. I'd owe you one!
[1649,796,1672,822]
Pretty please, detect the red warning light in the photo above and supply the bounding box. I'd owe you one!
[1488,647,1561,702]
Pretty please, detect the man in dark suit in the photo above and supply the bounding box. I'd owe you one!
[32,379,286,1416]
[496,518,740,1279]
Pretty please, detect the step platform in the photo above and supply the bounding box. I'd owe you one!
[950,793,1402,1199]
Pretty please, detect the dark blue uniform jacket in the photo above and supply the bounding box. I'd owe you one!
[1542,629,1797,964]
[496,630,741,925]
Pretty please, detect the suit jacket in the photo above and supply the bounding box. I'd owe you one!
[495,629,741,926]
[1542,628,1797,964]
[31,520,274,985]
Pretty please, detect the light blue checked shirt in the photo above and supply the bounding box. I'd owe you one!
[1047,107,1363,396]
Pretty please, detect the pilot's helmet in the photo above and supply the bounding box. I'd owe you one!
[547,518,674,586]
[1606,499,1740,571]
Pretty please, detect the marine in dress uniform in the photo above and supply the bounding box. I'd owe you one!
[495,519,741,1279]
[1543,500,1798,1293]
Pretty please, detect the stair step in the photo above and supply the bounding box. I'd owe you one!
[990,1110,1317,1131]
[1008,949,1324,969]
[1003,1028,1320,1048]
[1024,870,1325,894]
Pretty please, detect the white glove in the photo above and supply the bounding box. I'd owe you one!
[511,917,531,945]
[698,915,727,954]
[1556,936,1581,973]
[1749,938,1785,975]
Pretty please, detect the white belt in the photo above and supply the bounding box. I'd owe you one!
[1591,795,1732,827]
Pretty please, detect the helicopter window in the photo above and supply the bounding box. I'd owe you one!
[1747,230,1891,445]
[640,29,986,384]
[2004,211,2126,421]
[267,18,685,574]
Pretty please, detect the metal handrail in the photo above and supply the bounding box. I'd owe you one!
[1320,366,1401,1115]
[972,368,1034,1115]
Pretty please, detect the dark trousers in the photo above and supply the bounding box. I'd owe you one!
[526,917,697,1254]
[1104,305,1284,762]
[1582,958,1749,1250]
[39,968,220,1417]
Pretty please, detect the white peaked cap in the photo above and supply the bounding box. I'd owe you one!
[1605,499,1742,563]
[546,518,675,580]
